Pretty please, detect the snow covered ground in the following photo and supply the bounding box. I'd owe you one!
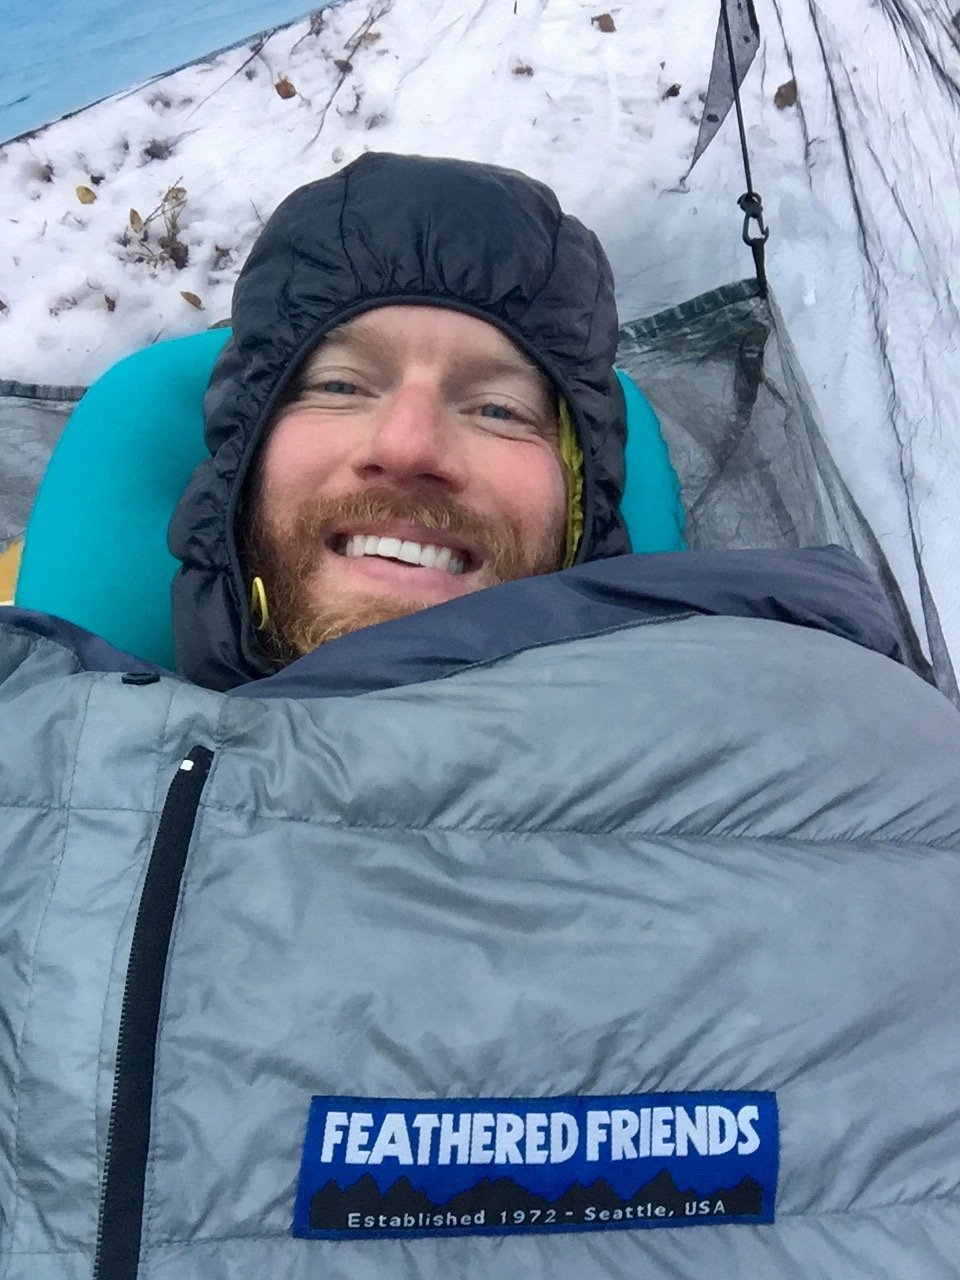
[1,0,958,668]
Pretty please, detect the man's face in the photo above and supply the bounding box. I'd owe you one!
[244,305,568,657]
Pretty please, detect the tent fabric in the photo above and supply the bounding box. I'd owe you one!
[1,2,958,672]
[2,1,958,675]
[616,278,960,708]
[1,3,957,696]
[0,2,329,145]
[763,0,960,674]
[687,0,761,175]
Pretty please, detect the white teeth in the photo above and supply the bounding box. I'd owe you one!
[340,535,468,575]
[397,540,422,565]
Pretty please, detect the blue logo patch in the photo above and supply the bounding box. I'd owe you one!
[293,1092,778,1239]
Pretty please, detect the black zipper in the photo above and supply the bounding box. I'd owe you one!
[94,745,214,1280]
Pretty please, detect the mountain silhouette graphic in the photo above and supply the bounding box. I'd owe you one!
[309,1167,765,1230]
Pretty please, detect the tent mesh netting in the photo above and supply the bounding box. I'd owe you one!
[0,382,85,556]
[616,278,959,708]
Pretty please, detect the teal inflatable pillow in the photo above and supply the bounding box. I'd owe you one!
[615,368,686,557]
[16,333,685,668]
[16,329,231,670]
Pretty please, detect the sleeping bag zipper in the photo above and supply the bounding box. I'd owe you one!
[93,745,214,1280]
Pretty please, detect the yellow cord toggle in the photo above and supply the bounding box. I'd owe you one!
[250,575,270,630]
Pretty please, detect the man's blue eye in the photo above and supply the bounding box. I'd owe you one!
[479,403,514,420]
[322,380,357,394]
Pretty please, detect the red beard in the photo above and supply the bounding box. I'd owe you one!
[241,485,566,661]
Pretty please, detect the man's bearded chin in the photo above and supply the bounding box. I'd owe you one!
[241,487,566,663]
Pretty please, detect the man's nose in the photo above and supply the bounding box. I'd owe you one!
[353,383,467,491]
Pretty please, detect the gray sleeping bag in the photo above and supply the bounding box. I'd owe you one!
[2,546,959,1280]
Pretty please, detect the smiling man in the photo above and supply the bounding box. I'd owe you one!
[242,305,568,659]
[3,152,960,1280]
[169,150,630,689]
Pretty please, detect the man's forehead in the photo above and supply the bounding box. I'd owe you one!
[304,306,549,384]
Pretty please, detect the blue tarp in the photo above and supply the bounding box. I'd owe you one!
[0,0,327,143]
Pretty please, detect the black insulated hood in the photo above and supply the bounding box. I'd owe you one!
[169,152,629,690]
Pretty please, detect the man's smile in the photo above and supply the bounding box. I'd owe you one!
[319,518,487,600]
[336,534,468,575]
[322,516,485,597]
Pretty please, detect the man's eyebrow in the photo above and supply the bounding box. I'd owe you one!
[297,325,389,376]
[451,351,550,388]
[304,324,549,388]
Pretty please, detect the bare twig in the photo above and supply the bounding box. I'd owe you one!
[343,1,391,48]
[301,2,392,151]
[121,178,189,269]
[138,176,185,231]
[184,29,280,120]
[289,9,327,57]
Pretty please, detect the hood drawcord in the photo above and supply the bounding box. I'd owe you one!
[250,576,271,630]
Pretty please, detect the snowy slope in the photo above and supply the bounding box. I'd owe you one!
[0,0,958,664]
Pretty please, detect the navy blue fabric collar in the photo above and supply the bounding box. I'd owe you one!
[0,606,174,678]
[1,546,902,699]
[233,545,902,699]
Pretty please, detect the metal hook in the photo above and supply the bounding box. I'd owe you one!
[738,190,770,246]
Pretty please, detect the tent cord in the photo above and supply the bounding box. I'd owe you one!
[720,0,770,293]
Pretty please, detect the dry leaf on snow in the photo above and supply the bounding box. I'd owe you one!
[775,79,798,109]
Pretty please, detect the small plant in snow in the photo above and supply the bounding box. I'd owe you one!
[118,181,190,271]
